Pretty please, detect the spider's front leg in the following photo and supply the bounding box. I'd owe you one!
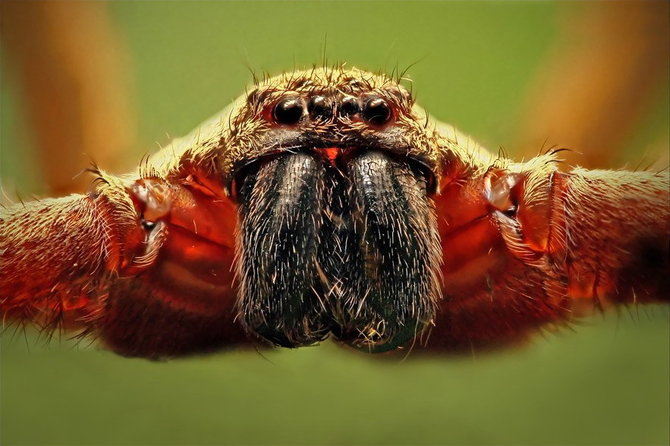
[0,173,144,329]
[430,152,670,350]
[0,169,246,358]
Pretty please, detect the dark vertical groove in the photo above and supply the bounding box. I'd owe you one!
[316,165,368,330]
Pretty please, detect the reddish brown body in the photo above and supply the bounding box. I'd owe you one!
[1,67,668,358]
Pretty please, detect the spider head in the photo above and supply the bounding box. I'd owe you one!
[222,67,443,352]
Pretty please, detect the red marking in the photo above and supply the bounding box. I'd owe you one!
[318,147,342,165]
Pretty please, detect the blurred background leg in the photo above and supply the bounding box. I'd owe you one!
[515,0,669,169]
[0,0,135,195]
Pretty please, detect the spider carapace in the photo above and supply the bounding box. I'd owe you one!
[1,67,668,359]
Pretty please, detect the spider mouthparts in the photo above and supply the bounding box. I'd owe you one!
[237,150,441,351]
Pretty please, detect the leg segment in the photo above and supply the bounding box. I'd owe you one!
[0,174,143,331]
[432,157,669,351]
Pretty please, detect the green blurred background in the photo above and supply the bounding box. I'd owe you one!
[1,2,668,445]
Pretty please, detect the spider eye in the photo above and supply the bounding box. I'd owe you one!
[307,95,332,121]
[338,96,360,118]
[273,98,304,125]
[362,97,392,126]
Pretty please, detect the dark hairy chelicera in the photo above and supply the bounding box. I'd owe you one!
[237,150,439,351]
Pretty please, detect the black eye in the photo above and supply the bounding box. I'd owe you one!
[273,98,304,125]
[308,95,332,121]
[362,97,392,126]
[338,96,360,118]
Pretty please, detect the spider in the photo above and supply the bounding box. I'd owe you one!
[1,66,667,359]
